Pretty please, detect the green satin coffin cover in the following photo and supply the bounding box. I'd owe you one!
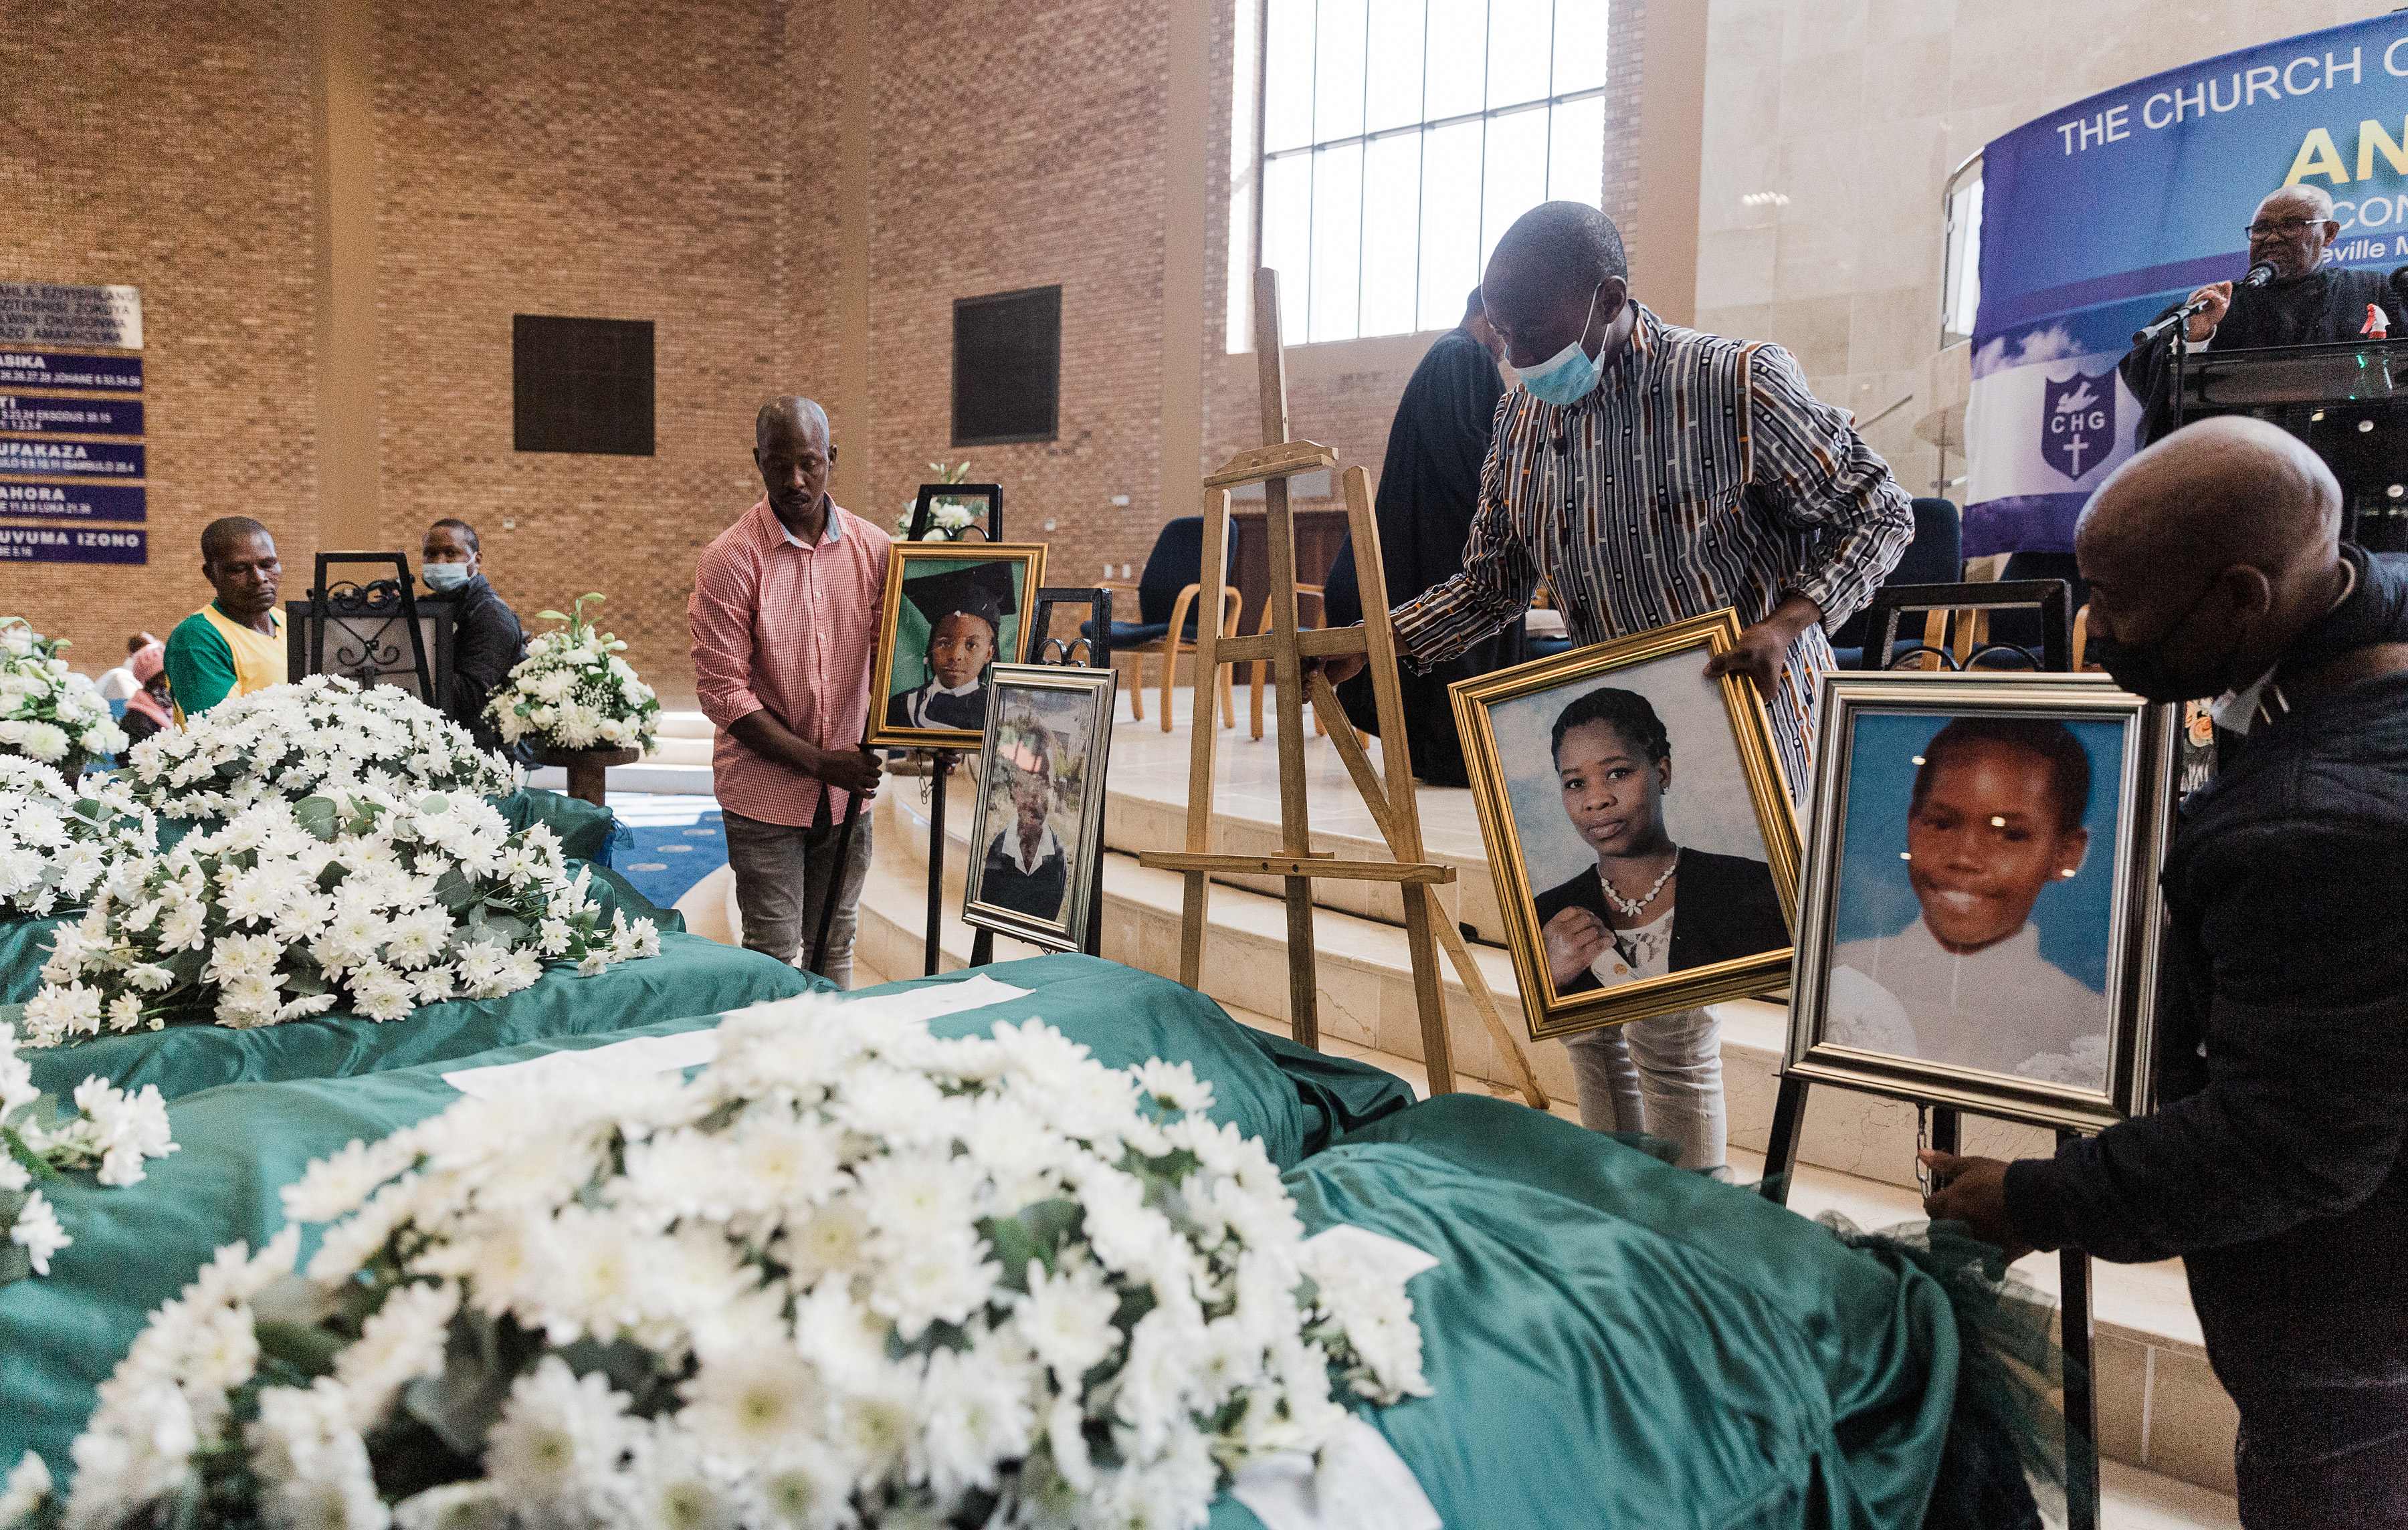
[1207,1095,1961,1530]
[490,786,619,865]
[0,956,1413,1469]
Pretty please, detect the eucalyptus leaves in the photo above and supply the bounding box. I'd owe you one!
[19,785,657,1044]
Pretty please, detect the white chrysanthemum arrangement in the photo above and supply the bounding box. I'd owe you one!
[0,1020,177,1287]
[124,675,519,821]
[485,593,658,754]
[896,459,983,540]
[0,760,155,920]
[19,785,658,1045]
[19,1000,1429,1530]
[0,620,127,776]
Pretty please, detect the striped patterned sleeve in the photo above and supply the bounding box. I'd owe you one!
[1741,342,1914,631]
[1387,391,1538,667]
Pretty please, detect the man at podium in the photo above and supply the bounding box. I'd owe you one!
[2121,185,2408,442]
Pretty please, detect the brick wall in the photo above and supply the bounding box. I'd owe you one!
[3,0,1642,697]
[861,0,1170,596]
[0,1,321,667]
[375,0,842,697]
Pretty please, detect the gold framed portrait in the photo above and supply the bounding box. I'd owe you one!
[1451,609,1803,1041]
[866,542,1049,751]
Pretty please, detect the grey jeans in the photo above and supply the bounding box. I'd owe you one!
[1566,1006,1727,1173]
[720,807,874,986]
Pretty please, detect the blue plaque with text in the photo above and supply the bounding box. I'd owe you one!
[0,439,142,477]
[0,482,143,522]
[0,350,142,391]
[0,396,141,435]
[0,525,145,563]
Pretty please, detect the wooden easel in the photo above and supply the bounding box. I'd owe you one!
[1137,269,1546,1108]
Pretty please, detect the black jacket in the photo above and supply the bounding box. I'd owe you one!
[1530,847,1789,994]
[1321,325,1522,786]
[2007,546,2408,1406]
[2120,267,2408,446]
[437,575,526,752]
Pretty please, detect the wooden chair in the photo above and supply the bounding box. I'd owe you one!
[1247,580,1328,740]
[1086,514,1242,732]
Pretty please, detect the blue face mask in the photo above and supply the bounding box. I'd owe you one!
[1516,284,1606,407]
[423,562,472,592]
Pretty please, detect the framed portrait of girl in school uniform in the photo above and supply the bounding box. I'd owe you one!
[1451,610,1805,1041]
[1784,671,2175,1133]
[866,542,1048,751]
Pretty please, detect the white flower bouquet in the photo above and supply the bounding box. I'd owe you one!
[0,760,155,920]
[19,999,1429,1530]
[1,1019,177,1285]
[0,620,127,777]
[18,784,659,1044]
[124,675,518,820]
[486,593,659,756]
[896,459,984,540]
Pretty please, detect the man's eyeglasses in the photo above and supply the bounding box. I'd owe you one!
[2245,217,2324,239]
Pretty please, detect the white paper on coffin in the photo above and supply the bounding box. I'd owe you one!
[1229,1416,1441,1530]
[441,977,1034,1097]
[1228,1226,1442,1530]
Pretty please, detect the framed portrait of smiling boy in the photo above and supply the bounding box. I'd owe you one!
[866,542,1048,750]
[1784,672,2176,1133]
[1451,610,1804,1041]
[960,664,1116,952]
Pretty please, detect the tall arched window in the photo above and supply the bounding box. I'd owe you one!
[1237,0,1609,348]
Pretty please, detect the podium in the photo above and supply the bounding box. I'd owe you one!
[2159,338,2408,551]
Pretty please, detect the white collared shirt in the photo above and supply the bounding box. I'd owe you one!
[991,822,1063,877]
[1828,919,2110,1085]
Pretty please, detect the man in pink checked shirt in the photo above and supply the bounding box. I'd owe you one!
[689,396,891,984]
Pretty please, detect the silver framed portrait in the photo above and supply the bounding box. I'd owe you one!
[1785,671,2175,1133]
[961,663,1116,954]
[1451,610,1803,1041]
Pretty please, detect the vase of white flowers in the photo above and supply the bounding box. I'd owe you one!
[489,594,658,805]
[0,1020,177,1287]
[896,459,985,540]
[15,784,657,1044]
[124,675,518,820]
[0,620,128,780]
[0,758,154,919]
[16,997,1431,1530]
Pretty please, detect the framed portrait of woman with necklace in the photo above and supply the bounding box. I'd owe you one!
[1453,610,1805,1042]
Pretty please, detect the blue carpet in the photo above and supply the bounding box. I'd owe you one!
[614,808,728,911]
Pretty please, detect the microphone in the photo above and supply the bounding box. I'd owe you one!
[2132,263,2276,345]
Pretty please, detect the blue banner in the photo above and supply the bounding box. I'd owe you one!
[1967,17,2408,555]
[0,350,140,391]
[0,525,144,564]
[0,396,140,435]
[0,482,143,522]
[0,438,142,477]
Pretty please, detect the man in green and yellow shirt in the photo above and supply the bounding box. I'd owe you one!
[163,516,287,722]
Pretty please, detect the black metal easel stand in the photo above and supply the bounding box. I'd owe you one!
[921,749,957,978]
[1760,1084,2098,1529]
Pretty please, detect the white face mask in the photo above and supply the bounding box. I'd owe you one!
[423,562,473,592]
[1516,284,1606,406]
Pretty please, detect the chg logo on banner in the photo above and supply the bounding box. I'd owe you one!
[2042,369,2116,481]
